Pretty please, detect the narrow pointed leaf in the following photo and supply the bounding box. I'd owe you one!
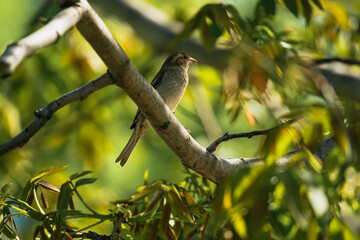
[38,180,60,193]
[57,182,72,210]
[75,178,97,188]
[129,180,163,203]
[1,183,12,194]
[40,192,49,209]
[70,170,92,181]
[36,165,69,178]
[3,224,18,239]
[284,0,299,16]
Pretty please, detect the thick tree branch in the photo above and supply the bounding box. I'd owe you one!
[0,73,113,156]
[0,4,83,78]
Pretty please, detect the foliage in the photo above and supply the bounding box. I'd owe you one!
[1,0,360,239]
[1,167,215,239]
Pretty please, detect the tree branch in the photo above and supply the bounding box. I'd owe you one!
[91,0,360,103]
[0,3,83,79]
[0,0,338,183]
[0,73,113,156]
[315,57,360,66]
[206,119,297,153]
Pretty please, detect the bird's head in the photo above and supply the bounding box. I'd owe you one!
[163,52,197,70]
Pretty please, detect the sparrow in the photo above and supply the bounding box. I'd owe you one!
[116,52,197,166]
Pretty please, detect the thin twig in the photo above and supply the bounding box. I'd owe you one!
[206,119,297,153]
[314,58,360,66]
[0,73,113,157]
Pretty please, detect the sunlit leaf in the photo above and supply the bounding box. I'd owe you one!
[36,165,70,179]
[303,147,322,172]
[166,225,176,240]
[231,212,248,238]
[128,180,163,203]
[168,184,193,223]
[307,186,329,218]
[143,169,149,185]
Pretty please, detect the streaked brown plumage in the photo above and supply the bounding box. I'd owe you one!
[116,52,197,166]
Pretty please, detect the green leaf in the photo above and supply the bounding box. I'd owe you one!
[36,165,69,178]
[167,184,193,223]
[147,189,165,213]
[224,4,244,29]
[29,172,48,184]
[279,172,309,230]
[21,181,33,202]
[75,178,97,188]
[28,208,46,221]
[40,191,49,210]
[1,183,12,194]
[129,180,163,203]
[269,208,293,238]
[32,225,43,240]
[201,19,210,50]
[143,169,149,185]
[168,10,204,49]
[312,0,323,9]
[260,0,276,15]
[2,224,18,239]
[284,0,298,16]
[300,0,312,23]
[70,170,93,181]
[57,182,72,210]
[69,195,75,210]
[161,202,171,234]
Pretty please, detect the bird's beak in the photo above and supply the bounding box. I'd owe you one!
[189,57,197,64]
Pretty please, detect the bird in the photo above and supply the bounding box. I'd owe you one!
[116,52,197,166]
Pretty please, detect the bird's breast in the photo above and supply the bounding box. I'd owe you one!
[157,71,188,111]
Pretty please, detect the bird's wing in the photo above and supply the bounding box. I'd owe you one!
[130,70,165,129]
[150,70,165,89]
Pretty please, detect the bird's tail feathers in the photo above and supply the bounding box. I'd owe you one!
[116,131,141,167]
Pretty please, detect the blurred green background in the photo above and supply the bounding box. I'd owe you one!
[1,0,360,238]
